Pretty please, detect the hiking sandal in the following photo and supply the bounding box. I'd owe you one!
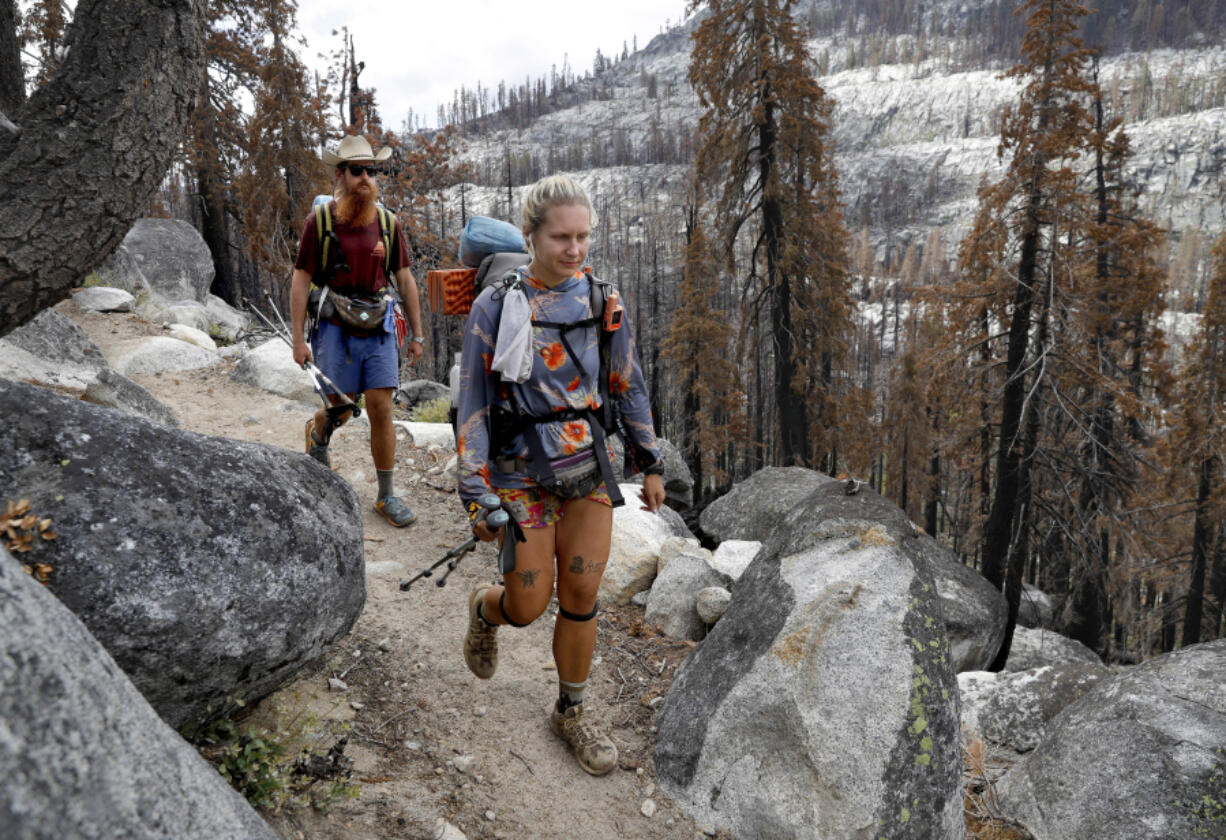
[463,585,498,679]
[550,704,618,776]
[374,494,416,527]
[304,419,331,468]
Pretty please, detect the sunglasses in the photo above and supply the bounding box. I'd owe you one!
[345,164,380,177]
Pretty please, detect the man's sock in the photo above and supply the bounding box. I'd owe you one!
[377,469,394,498]
[557,678,586,713]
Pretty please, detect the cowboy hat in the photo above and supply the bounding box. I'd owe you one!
[322,134,393,166]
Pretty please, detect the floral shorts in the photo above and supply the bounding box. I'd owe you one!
[495,483,613,529]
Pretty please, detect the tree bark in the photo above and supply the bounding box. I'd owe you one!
[0,0,205,337]
[0,0,23,117]
[1182,456,1213,645]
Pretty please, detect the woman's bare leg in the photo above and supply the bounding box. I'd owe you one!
[553,497,613,684]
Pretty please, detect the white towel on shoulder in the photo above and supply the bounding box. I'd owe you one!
[491,287,534,383]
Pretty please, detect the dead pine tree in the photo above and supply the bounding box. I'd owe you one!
[951,0,1099,669]
[687,0,852,469]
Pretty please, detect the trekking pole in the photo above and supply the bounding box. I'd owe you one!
[251,298,362,420]
[399,494,508,592]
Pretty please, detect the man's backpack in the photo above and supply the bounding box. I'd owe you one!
[309,196,404,342]
[311,195,396,287]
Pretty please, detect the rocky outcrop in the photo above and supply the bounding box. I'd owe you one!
[0,378,365,732]
[397,379,450,412]
[83,368,179,427]
[697,466,836,542]
[72,285,135,313]
[996,640,1226,840]
[0,308,110,389]
[0,309,179,424]
[601,483,673,604]
[1004,627,1103,672]
[0,548,278,840]
[656,482,964,840]
[958,663,1109,754]
[1018,582,1053,629]
[645,538,729,640]
[911,535,1007,672]
[230,338,316,403]
[703,466,1005,671]
[97,218,215,302]
[112,335,220,376]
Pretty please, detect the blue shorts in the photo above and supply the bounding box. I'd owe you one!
[311,319,399,395]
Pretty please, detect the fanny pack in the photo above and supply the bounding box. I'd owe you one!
[309,286,390,336]
[537,448,603,500]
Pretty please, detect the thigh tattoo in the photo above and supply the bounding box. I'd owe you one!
[514,568,540,588]
[568,554,606,575]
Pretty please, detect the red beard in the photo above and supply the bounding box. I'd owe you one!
[336,185,377,227]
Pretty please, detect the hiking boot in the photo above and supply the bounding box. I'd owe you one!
[463,585,498,679]
[304,419,331,468]
[374,494,416,527]
[550,704,618,776]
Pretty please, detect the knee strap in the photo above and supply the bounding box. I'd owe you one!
[558,602,598,623]
[499,591,532,628]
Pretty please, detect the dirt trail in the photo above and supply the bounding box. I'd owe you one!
[63,301,724,840]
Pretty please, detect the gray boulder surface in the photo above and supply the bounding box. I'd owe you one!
[83,368,180,427]
[656,482,964,840]
[697,466,837,541]
[397,379,450,412]
[1004,626,1103,672]
[958,662,1109,754]
[1018,582,1053,629]
[72,285,136,313]
[0,378,365,732]
[230,338,316,403]
[112,335,220,376]
[911,535,1007,672]
[0,308,110,389]
[645,539,729,641]
[0,548,278,840]
[996,640,1226,840]
[656,502,695,539]
[0,310,179,424]
[705,466,1005,671]
[97,218,215,302]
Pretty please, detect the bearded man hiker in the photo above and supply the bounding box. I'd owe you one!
[290,135,425,527]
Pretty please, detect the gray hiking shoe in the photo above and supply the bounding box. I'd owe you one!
[373,494,416,527]
[304,419,330,468]
[463,585,498,679]
[550,704,618,776]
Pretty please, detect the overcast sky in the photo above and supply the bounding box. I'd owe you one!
[295,0,689,130]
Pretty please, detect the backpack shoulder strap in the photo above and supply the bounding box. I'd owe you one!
[586,271,616,432]
[376,205,395,279]
[313,200,334,283]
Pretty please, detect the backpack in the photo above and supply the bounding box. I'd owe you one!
[484,267,627,507]
[309,196,405,343]
[311,196,396,286]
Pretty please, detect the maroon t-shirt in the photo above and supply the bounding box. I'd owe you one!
[294,203,412,295]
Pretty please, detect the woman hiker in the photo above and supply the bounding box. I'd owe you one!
[454,175,665,775]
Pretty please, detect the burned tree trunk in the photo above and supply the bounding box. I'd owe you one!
[0,0,205,336]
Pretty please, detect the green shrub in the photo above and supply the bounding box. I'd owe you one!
[411,396,451,423]
[192,703,359,813]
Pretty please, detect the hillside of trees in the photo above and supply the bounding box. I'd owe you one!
[7,0,1225,665]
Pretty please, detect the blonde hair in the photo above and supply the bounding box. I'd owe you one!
[521,175,597,237]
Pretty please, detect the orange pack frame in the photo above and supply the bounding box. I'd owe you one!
[426,268,477,316]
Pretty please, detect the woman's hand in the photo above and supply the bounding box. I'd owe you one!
[639,473,665,513]
[473,517,504,542]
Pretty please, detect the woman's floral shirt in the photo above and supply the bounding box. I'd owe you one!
[456,266,662,512]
